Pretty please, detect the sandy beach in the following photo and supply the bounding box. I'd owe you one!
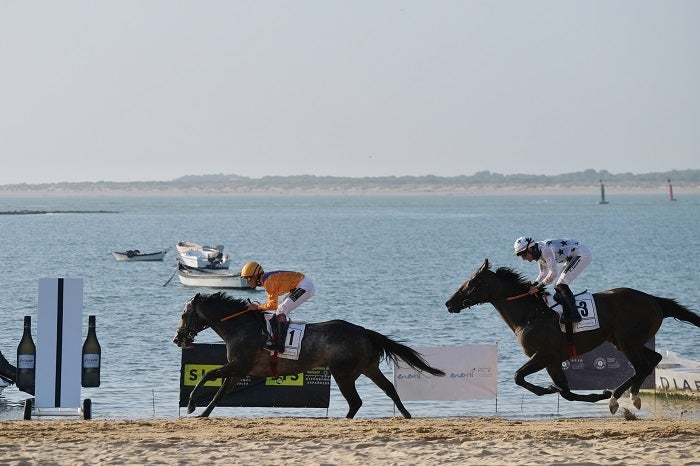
[1,417,698,465]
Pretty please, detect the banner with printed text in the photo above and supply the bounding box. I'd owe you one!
[179,343,330,408]
[563,339,655,390]
[394,345,498,401]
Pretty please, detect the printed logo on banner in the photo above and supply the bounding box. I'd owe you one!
[184,364,307,387]
[266,374,304,386]
[563,340,655,390]
[183,364,224,387]
[394,345,498,401]
[179,343,331,408]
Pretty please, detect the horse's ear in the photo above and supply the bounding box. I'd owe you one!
[480,259,489,271]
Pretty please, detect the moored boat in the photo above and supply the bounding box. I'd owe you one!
[176,241,224,255]
[177,263,252,289]
[112,249,168,261]
[179,248,230,269]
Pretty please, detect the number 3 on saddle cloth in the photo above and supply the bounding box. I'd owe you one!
[544,292,600,333]
[263,313,307,360]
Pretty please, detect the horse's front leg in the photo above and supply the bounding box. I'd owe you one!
[514,353,559,396]
[187,363,238,415]
[545,365,612,403]
[199,376,242,418]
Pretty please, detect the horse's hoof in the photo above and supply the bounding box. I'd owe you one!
[609,396,619,415]
[631,394,642,410]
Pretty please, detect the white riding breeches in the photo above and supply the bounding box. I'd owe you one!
[277,276,315,317]
[555,249,592,286]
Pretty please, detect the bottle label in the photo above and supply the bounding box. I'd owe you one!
[83,354,100,368]
[18,354,35,369]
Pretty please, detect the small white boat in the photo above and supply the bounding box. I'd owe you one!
[179,248,230,269]
[112,249,168,261]
[655,350,700,396]
[176,241,224,255]
[177,263,252,289]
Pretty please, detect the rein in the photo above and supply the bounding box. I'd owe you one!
[220,307,256,322]
[506,291,532,301]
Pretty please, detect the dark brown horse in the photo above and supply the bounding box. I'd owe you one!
[173,292,445,418]
[445,259,700,414]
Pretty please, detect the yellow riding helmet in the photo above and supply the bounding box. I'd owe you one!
[241,261,263,278]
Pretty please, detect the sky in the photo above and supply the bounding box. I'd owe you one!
[1,1,699,184]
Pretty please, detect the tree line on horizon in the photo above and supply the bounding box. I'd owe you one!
[2,168,699,191]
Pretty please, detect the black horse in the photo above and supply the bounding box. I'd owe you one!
[173,292,445,418]
[445,259,700,414]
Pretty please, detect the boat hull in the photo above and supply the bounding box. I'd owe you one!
[112,250,167,261]
[178,249,230,269]
[176,241,224,255]
[177,264,251,289]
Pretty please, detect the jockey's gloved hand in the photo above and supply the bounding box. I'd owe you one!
[528,281,545,295]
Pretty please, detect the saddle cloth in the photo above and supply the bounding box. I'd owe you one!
[544,291,601,333]
[264,313,306,360]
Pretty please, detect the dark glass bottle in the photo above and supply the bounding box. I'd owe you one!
[81,315,101,387]
[16,315,36,395]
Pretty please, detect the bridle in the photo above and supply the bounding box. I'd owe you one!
[177,301,209,342]
[178,297,258,340]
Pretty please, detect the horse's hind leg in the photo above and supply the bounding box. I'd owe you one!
[628,347,663,410]
[609,347,661,414]
[331,370,363,419]
[331,370,362,419]
[363,365,411,419]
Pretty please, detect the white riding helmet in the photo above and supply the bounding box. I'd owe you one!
[513,236,533,255]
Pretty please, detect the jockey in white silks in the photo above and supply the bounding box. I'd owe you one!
[514,237,592,324]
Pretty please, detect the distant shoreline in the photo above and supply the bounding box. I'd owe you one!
[0,209,118,215]
[1,171,698,197]
[0,184,698,197]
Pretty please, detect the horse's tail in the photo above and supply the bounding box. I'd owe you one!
[366,329,445,376]
[656,296,700,327]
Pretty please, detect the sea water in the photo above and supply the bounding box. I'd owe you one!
[0,193,698,420]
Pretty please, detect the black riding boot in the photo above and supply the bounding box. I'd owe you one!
[555,284,582,324]
[275,316,289,354]
[0,350,16,383]
[265,317,279,351]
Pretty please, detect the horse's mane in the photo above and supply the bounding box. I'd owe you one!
[197,292,249,312]
[494,266,530,288]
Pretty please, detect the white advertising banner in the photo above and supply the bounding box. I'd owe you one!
[394,345,497,401]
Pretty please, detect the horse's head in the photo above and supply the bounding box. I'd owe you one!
[446,259,534,314]
[173,294,207,348]
[173,292,254,348]
[445,259,493,313]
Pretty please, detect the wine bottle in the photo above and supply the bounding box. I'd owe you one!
[81,315,101,387]
[16,315,36,395]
